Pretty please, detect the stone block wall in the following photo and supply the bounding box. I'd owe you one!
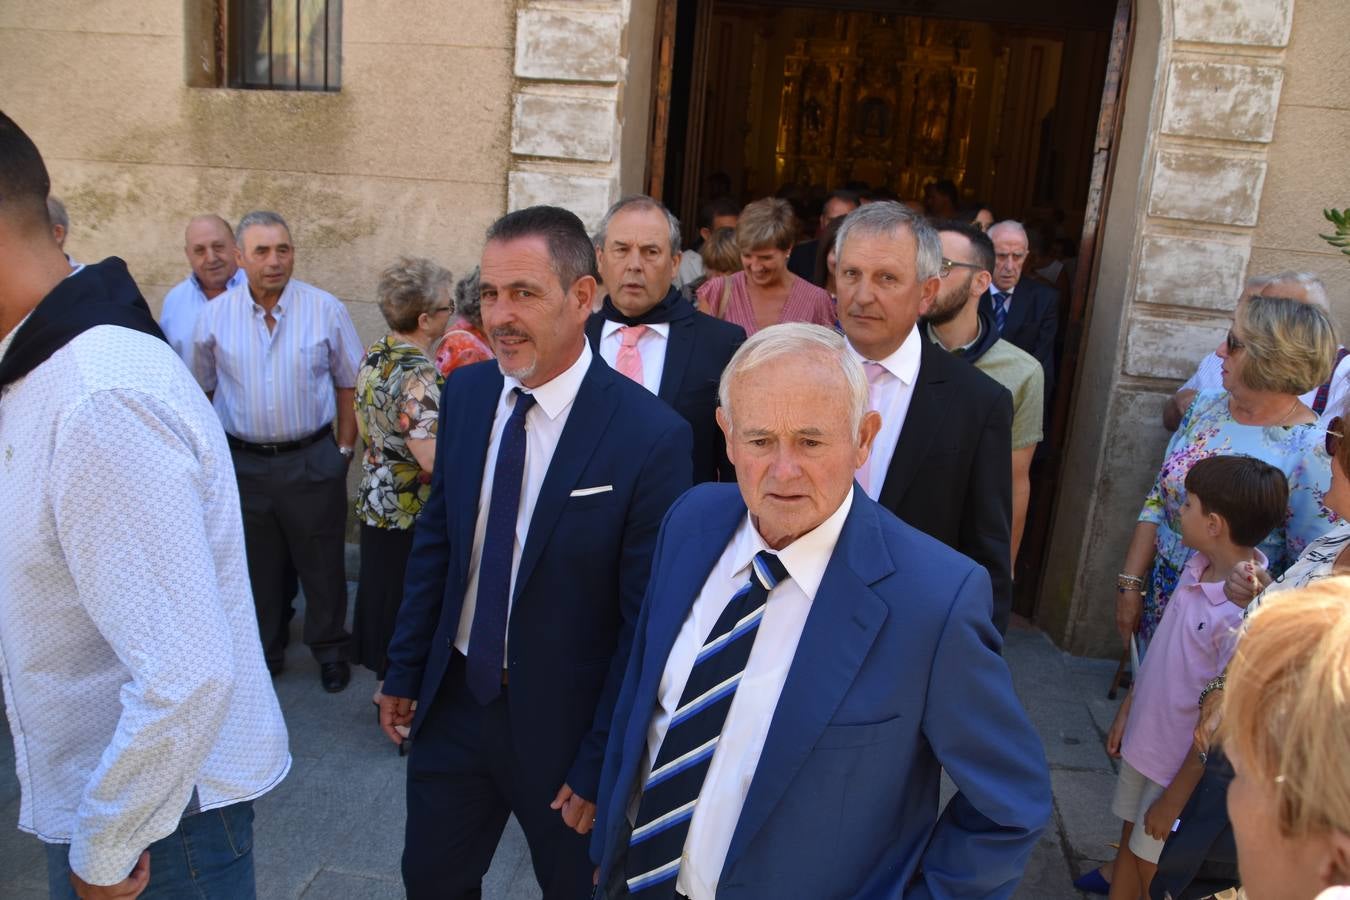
[507,0,658,232]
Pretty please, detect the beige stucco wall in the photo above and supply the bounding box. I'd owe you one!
[0,1,515,342]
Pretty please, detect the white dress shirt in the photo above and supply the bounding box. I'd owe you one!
[158,268,246,365]
[637,490,854,899]
[454,343,593,658]
[1181,348,1350,425]
[0,318,290,886]
[598,319,670,394]
[190,277,363,442]
[850,326,923,500]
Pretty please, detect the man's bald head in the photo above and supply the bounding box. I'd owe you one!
[184,214,239,297]
[1242,271,1331,313]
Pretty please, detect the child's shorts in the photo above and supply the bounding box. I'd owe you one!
[1111,759,1169,863]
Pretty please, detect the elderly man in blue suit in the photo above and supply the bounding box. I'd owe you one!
[592,323,1051,899]
[378,206,693,899]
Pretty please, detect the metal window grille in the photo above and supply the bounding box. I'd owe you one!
[229,0,341,91]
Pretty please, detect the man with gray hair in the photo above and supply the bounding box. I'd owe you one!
[592,322,1050,899]
[979,219,1059,397]
[587,194,746,482]
[46,194,75,262]
[1163,271,1350,431]
[191,209,363,692]
[835,201,1015,632]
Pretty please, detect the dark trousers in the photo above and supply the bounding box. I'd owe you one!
[403,656,593,900]
[232,435,350,667]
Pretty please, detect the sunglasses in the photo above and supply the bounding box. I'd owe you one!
[1225,330,1245,354]
[1328,416,1344,458]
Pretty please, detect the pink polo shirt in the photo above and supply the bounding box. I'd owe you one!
[1121,549,1262,785]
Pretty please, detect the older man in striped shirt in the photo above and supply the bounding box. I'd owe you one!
[192,210,363,693]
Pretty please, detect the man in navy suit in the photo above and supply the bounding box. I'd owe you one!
[378,206,693,899]
[592,324,1050,898]
[979,220,1059,399]
[587,196,746,483]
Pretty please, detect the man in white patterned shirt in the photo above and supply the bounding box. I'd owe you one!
[158,214,247,365]
[0,111,289,899]
[192,210,363,693]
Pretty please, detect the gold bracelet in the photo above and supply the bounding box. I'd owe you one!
[1116,573,1145,592]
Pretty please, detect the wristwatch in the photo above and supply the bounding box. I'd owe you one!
[338,445,354,460]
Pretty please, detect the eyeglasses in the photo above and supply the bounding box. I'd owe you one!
[429,305,453,315]
[939,258,984,279]
[1327,416,1344,458]
[1225,330,1245,354]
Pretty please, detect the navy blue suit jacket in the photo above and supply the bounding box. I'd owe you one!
[586,300,745,484]
[980,277,1059,397]
[382,353,693,801]
[593,484,1051,899]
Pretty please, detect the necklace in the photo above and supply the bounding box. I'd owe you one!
[1230,394,1302,426]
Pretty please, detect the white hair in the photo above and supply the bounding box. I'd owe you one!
[988,219,1028,244]
[1245,271,1330,313]
[595,195,683,255]
[718,323,869,434]
[834,201,942,282]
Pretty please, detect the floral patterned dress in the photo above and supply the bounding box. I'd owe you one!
[1136,390,1333,641]
[354,336,442,530]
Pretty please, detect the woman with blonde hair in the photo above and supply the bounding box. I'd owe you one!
[1222,579,1350,900]
[695,197,835,335]
[1114,285,1338,651]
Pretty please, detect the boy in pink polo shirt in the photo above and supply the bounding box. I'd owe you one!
[1104,454,1289,900]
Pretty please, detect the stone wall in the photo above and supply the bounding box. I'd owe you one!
[507,0,658,232]
[0,1,516,342]
[1042,0,1350,656]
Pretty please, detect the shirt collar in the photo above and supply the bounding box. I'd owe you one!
[505,341,592,421]
[601,320,671,341]
[1187,549,1269,606]
[732,489,854,602]
[925,318,983,353]
[993,286,1014,300]
[847,325,921,386]
[193,268,246,297]
[248,278,293,316]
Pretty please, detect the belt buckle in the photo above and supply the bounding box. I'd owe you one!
[259,442,284,456]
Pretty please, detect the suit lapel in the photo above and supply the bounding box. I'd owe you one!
[452,369,503,571]
[584,313,603,352]
[877,341,945,510]
[723,491,893,872]
[1005,280,1033,338]
[513,357,618,601]
[656,315,695,404]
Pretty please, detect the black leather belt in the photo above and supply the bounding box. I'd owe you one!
[227,424,332,456]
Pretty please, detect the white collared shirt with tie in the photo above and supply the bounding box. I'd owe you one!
[454,342,593,658]
[850,325,922,500]
[635,490,854,900]
[990,287,1013,324]
[598,320,670,394]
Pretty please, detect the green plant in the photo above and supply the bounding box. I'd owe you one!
[1321,208,1350,259]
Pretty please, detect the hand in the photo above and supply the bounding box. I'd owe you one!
[1143,793,1183,841]
[551,784,596,835]
[1223,560,1271,606]
[1194,687,1224,754]
[70,851,150,899]
[1106,704,1128,759]
[378,694,415,746]
[1115,588,1142,648]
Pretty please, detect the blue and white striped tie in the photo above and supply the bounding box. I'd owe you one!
[624,550,790,898]
[992,292,1009,333]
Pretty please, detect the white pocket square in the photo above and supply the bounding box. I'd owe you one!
[570,485,614,498]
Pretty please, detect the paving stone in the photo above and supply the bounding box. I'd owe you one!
[1013,833,1083,900]
[1053,769,1124,864]
[1027,698,1116,772]
[298,868,405,899]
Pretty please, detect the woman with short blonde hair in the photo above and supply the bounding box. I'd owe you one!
[1221,579,1350,900]
[696,196,835,335]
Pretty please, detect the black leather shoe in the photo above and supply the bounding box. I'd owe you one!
[320,661,350,693]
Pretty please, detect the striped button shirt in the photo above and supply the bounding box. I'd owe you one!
[159,268,247,366]
[191,277,362,442]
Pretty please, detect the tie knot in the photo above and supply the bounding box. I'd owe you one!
[751,550,789,591]
[510,387,537,419]
[863,361,888,386]
[620,324,648,347]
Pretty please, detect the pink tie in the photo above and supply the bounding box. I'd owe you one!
[616,325,647,384]
[857,362,889,493]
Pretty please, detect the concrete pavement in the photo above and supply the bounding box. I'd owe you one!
[0,604,1125,899]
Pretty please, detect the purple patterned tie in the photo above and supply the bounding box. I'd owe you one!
[466,388,536,704]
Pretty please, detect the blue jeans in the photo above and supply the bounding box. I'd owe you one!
[45,801,255,899]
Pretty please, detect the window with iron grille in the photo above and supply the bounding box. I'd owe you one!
[228,0,342,91]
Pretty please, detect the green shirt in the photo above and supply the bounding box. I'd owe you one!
[927,323,1044,450]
